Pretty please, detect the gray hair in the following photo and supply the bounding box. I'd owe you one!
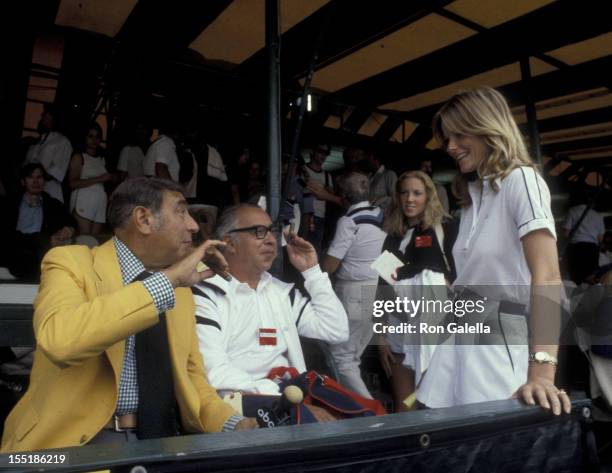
[342,172,370,205]
[214,203,262,239]
[107,177,185,230]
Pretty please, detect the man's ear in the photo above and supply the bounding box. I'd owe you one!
[222,234,237,255]
[133,206,155,235]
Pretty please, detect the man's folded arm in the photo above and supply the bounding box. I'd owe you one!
[294,266,349,343]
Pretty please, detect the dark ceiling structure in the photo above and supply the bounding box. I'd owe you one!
[7,0,612,209]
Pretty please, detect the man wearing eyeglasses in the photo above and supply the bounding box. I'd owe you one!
[193,204,349,417]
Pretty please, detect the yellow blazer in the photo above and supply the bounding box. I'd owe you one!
[1,240,236,452]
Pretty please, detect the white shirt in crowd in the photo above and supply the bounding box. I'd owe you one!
[303,166,332,219]
[562,204,605,245]
[116,145,145,178]
[24,131,73,202]
[418,166,557,408]
[368,166,397,208]
[143,135,180,182]
[193,266,349,395]
[327,201,386,281]
[207,145,228,182]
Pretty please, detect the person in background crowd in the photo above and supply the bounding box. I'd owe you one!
[419,157,450,213]
[1,163,76,281]
[117,122,151,181]
[68,122,113,236]
[562,192,605,285]
[186,133,230,208]
[377,170,456,411]
[24,103,73,203]
[1,178,257,453]
[599,231,612,268]
[335,147,368,193]
[322,173,386,398]
[302,143,336,256]
[229,146,252,204]
[366,148,397,209]
[424,87,570,415]
[143,124,180,182]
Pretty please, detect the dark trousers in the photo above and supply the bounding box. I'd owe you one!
[305,216,325,259]
[567,242,600,284]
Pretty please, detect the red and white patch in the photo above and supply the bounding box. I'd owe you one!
[415,235,433,248]
[259,328,277,346]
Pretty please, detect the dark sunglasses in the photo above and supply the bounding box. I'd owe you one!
[228,224,282,240]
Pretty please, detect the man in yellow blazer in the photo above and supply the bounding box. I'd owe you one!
[2,178,257,452]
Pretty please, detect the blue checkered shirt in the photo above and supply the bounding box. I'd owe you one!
[114,237,175,415]
[112,237,243,431]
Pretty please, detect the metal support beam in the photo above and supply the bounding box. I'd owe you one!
[266,0,282,275]
[520,57,542,164]
[266,0,282,221]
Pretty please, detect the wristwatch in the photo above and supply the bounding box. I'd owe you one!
[529,352,558,366]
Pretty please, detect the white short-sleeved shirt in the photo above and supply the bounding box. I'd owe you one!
[327,201,386,281]
[303,166,332,218]
[25,131,73,202]
[143,135,179,182]
[562,205,605,245]
[117,145,145,178]
[418,166,557,408]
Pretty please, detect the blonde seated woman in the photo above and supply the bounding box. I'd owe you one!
[377,170,457,412]
[68,123,114,236]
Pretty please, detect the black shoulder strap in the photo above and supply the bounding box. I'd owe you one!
[352,214,384,229]
[348,206,384,229]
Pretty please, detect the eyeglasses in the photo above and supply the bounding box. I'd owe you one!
[228,224,282,240]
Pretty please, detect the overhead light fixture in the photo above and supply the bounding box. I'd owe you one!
[296,94,315,113]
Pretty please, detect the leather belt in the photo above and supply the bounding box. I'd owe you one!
[104,413,137,431]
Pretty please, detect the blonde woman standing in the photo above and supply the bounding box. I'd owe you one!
[418,87,570,415]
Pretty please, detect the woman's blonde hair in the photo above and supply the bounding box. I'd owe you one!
[432,87,535,206]
[384,170,449,237]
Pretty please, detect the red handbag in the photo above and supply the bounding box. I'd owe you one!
[281,371,387,424]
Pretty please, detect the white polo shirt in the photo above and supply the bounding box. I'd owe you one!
[303,166,332,218]
[24,131,73,202]
[117,145,145,178]
[453,166,556,287]
[562,205,604,245]
[418,166,557,408]
[327,201,386,281]
[143,135,180,182]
